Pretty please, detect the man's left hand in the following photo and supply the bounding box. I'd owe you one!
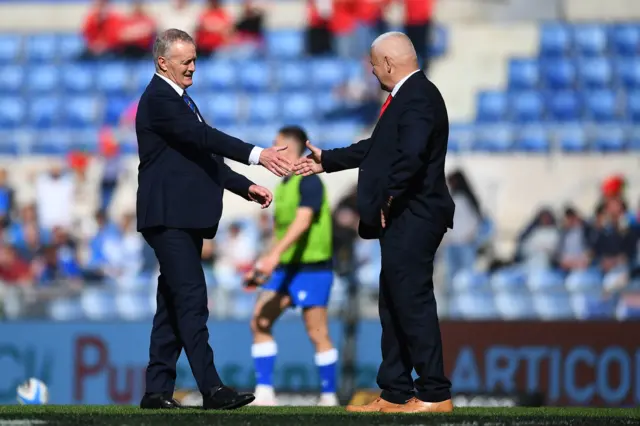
[255,251,280,278]
[248,184,273,208]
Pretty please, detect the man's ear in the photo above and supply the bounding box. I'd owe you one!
[157,57,168,72]
[384,56,392,73]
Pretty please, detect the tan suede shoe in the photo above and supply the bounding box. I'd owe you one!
[345,397,407,413]
[380,397,454,413]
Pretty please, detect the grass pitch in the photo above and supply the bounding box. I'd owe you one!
[0,406,639,426]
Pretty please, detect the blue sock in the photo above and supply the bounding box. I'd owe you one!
[252,341,277,387]
[315,348,338,394]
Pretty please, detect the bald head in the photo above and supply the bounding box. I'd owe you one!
[370,32,420,92]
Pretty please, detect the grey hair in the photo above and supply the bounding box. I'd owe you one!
[153,29,195,71]
[371,31,417,54]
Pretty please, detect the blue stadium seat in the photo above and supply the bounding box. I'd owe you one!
[57,33,86,60]
[246,93,279,124]
[539,23,571,57]
[201,92,241,126]
[96,61,130,94]
[565,268,603,292]
[533,291,575,319]
[132,61,155,93]
[63,96,101,128]
[508,58,539,90]
[616,296,640,320]
[452,270,490,292]
[281,92,315,122]
[573,24,607,56]
[245,124,281,147]
[474,123,513,152]
[0,129,30,155]
[0,97,26,128]
[1,65,24,94]
[60,63,94,93]
[320,120,360,149]
[198,59,237,91]
[115,292,154,321]
[69,127,99,153]
[610,24,640,56]
[0,34,22,62]
[430,25,448,58]
[315,92,344,116]
[572,293,616,319]
[24,34,57,62]
[449,292,497,319]
[239,60,272,91]
[546,90,580,122]
[555,123,588,152]
[277,61,309,91]
[448,123,474,152]
[216,125,248,145]
[583,89,618,122]
[476,91,507,122]
[490,266,527,291]
[29,96,62,129]
[577,57,612,89]
[541,59,576,89]
[32,128,72,154]
[266,30,304,58]
[527,268,565,291]
[104,96,133,126]
[515,125,549,152]
[27,65,59,93]
[81,288,117,321]
[615,58,640,89]
[626,91,640,122]
[510,91,544,122]
[494,290,537,319]
[311,58,348,88]
[48,298,84,321]
[592,124,627,152]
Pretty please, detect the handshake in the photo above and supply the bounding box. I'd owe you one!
[258,141,325,177]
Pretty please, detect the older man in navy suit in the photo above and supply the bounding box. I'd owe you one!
[136,28,291,410]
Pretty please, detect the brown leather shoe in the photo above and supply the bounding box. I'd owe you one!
[345,396,407,413]
[380,397,454,413]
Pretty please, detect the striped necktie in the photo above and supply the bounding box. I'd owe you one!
[183,92,196,113]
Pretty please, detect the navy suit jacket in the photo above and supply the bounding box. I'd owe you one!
[321,71,455,240]
[136,74,255,234]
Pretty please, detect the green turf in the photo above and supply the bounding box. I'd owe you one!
[0,406,639,426]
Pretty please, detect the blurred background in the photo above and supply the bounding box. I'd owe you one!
[0,0,639,408]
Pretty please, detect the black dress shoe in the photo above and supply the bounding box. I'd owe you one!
[203,385,255,410]
[140,393,182,409]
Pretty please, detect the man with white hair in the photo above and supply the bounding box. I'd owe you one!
[295,32,455,414]
[136,28,291,410]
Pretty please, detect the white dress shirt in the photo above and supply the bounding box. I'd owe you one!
[155,73,263,165]
[391,69,422,97]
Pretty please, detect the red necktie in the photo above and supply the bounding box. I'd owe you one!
[379,94,392,118]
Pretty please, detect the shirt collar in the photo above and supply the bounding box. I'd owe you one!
[155,72,185,96]
[391,69,421,97]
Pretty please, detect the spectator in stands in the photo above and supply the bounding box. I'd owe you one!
[354,0,390,57]
[195,0,234,57]
[35,164,75,231]
[305,0,334,56]
[214,221,258,289]
[13,223,44,264]
[32,245,82,289]
[98,128,122,211]
[443,170,483,283]
[0,169,15,229]
[233,0,266,57]
[402,0,435,72]
[84,210,119,282]
[101,213,144,288]
[557,206,592,272]
[0,245,32,286]
[81,0,122,60]
[331,0,358,58]
[158,0,196,35]
[118,0,157,59]
[515,207,560,269]
[592,198,638,294]
[257,211,272,248]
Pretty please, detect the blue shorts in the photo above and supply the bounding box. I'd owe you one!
[262,267,334,308]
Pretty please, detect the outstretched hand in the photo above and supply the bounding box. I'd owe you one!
[248,184,273,209]
[293,141,324,176]
[259,145,292,177]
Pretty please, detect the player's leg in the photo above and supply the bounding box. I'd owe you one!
[249,282,291,405]
[293,269,339,406]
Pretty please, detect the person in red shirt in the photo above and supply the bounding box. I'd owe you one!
[331,0,358,58]
[81,0,123,59]
[119,0,157,59]
[305,0,333,56]
[403,0,436,72]
[0,245,32,286]
[353,0,391,57]
[195,0,234,56]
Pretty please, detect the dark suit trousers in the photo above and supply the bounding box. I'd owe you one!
[142,227,222,395]
[376,212,451,403]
